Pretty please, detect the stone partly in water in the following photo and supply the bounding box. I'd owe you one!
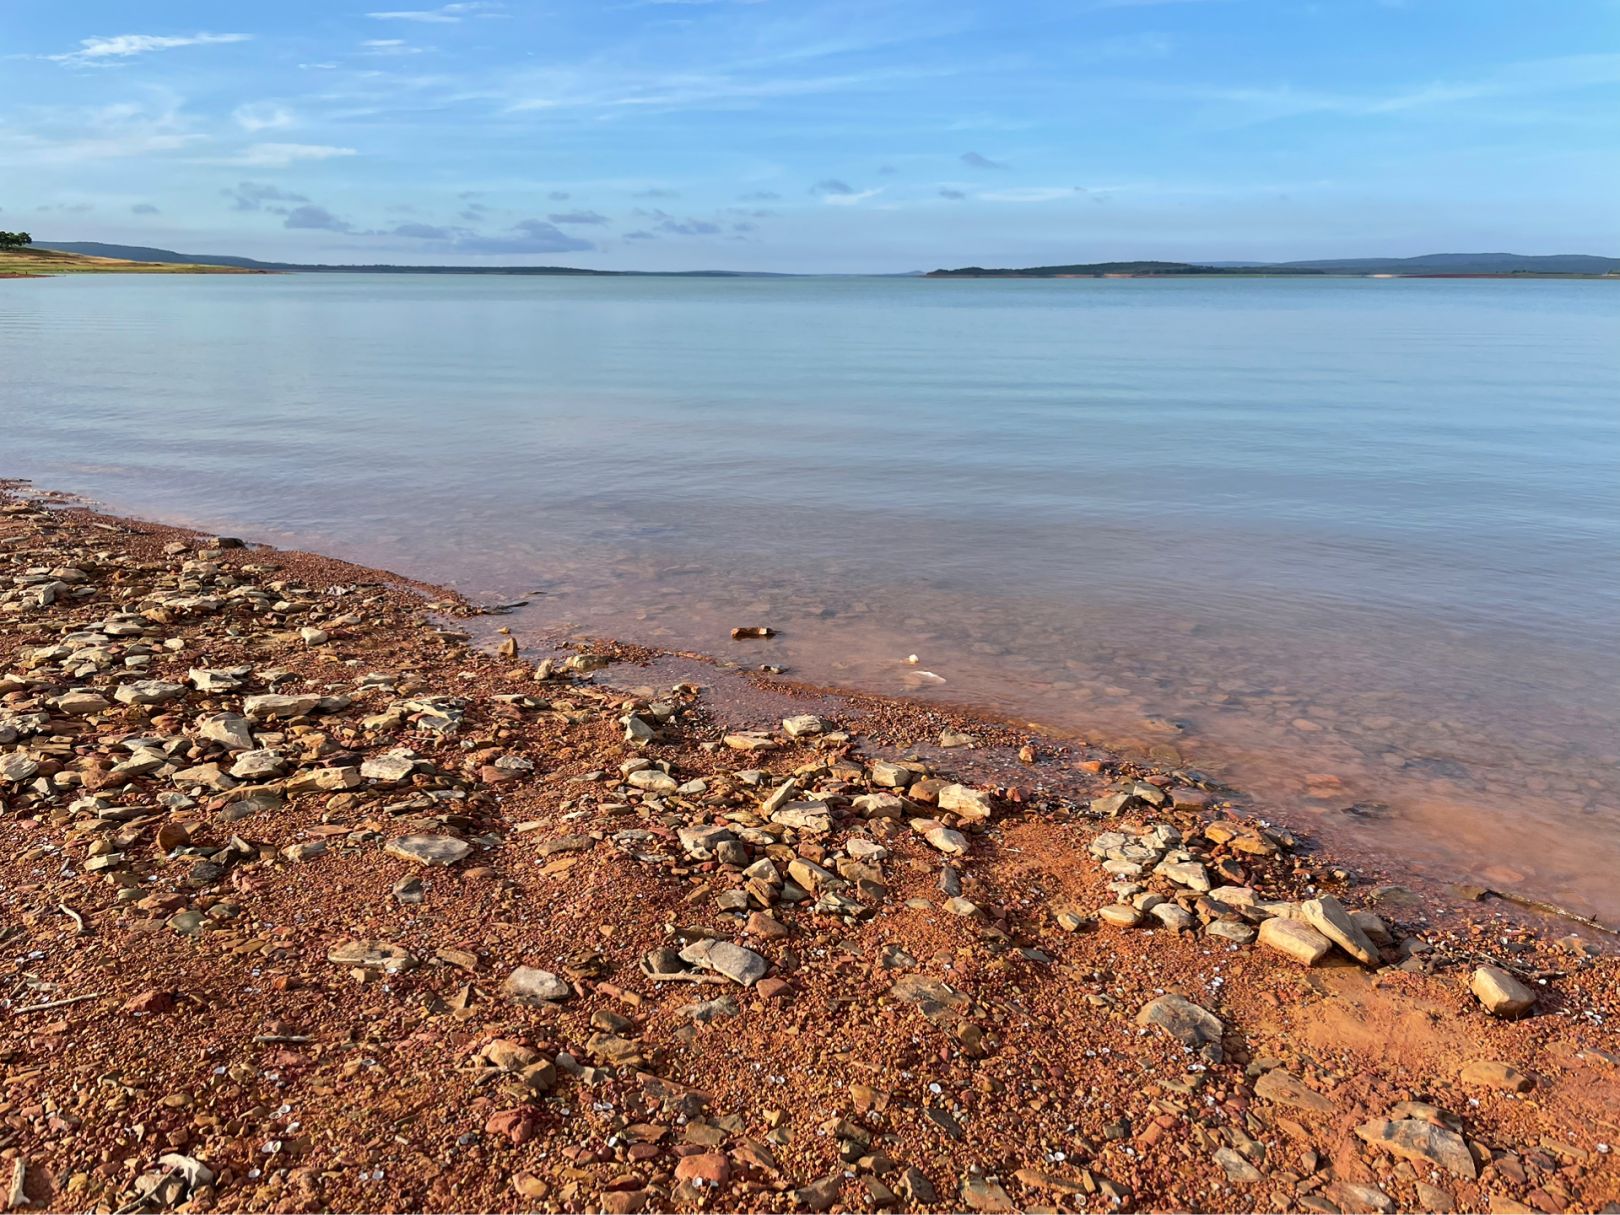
[781,714,826,737]
[1136,994,1224,1062]
[1470,965,1537,1017]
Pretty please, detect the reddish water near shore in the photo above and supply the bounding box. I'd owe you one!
[5,273,1618,921]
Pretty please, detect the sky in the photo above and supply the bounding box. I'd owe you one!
[3,0,1618,272]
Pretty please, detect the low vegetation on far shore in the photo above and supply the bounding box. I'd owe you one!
[0,244,257,277]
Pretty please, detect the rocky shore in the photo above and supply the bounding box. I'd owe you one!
[1,483,1616,1214]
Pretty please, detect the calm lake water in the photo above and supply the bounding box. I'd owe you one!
[5,273,1619,919]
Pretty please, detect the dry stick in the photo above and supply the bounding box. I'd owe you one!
[12,993,100,1014]
[6,1157,26,1211]
[57,903,87,934]
[1479,888,1619,937]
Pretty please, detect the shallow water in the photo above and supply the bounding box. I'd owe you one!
[5,272,1619,917]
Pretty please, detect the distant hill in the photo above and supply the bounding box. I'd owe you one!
[1273,252,1620,275]
[929,254,1620,278]
[1,245,256,276]
[928,260,1325,278]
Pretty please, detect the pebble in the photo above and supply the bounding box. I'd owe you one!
[504,967,572,1002]
[1098,904,1142,927]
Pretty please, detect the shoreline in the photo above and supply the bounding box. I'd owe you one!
[1,483,1617,1213]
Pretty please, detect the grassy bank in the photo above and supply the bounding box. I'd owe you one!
[0,247,261,276]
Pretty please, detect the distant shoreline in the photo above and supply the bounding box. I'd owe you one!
[17,242,1620,279]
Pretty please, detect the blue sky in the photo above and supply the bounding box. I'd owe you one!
[4,0,1617,271]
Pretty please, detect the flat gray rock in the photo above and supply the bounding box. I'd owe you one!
[384,835,472,866]
[680,938,769,987]
[1136,993,1224,1061]
[1356,1117,1477,1179]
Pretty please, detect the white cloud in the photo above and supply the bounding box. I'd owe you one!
[0,97,200,165]
[977,187,1080,203]
[822,187,884,206]
[224,143,358,168]
[366,2,502,22]
[233,102,295,132]
[47,32,250,67]
[361,39,424,56]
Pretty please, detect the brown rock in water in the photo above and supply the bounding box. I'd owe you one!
[730,625,775,639]
[1470,964,1537,1017]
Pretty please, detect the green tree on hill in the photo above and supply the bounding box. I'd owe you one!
[0,232,33,250]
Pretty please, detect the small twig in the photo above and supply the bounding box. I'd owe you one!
[7,1157,27,1211]
[1479,888,1619,937]
[12,993,100,1014]
[57,903,88,935]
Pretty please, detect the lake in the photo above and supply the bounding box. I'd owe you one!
[5,272,1618,918]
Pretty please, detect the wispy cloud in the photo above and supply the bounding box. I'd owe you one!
[1165,52,1620,127]
[960,150,1007,170]
[452,218,593,253]
[284,204,352,232]
[0,98,200,165]
[47,32,249,67]
[548,210,610,225]
[223,143,358,168]
[366,2,502,23]
[233,102,295,132]
[823,187,884,206]
[361,39,424,56]
[977,186,1080,203]
[223,181,310,212]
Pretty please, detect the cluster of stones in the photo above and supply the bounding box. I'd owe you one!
[1078,780,1546,1020]
[0,494,1596,1215]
